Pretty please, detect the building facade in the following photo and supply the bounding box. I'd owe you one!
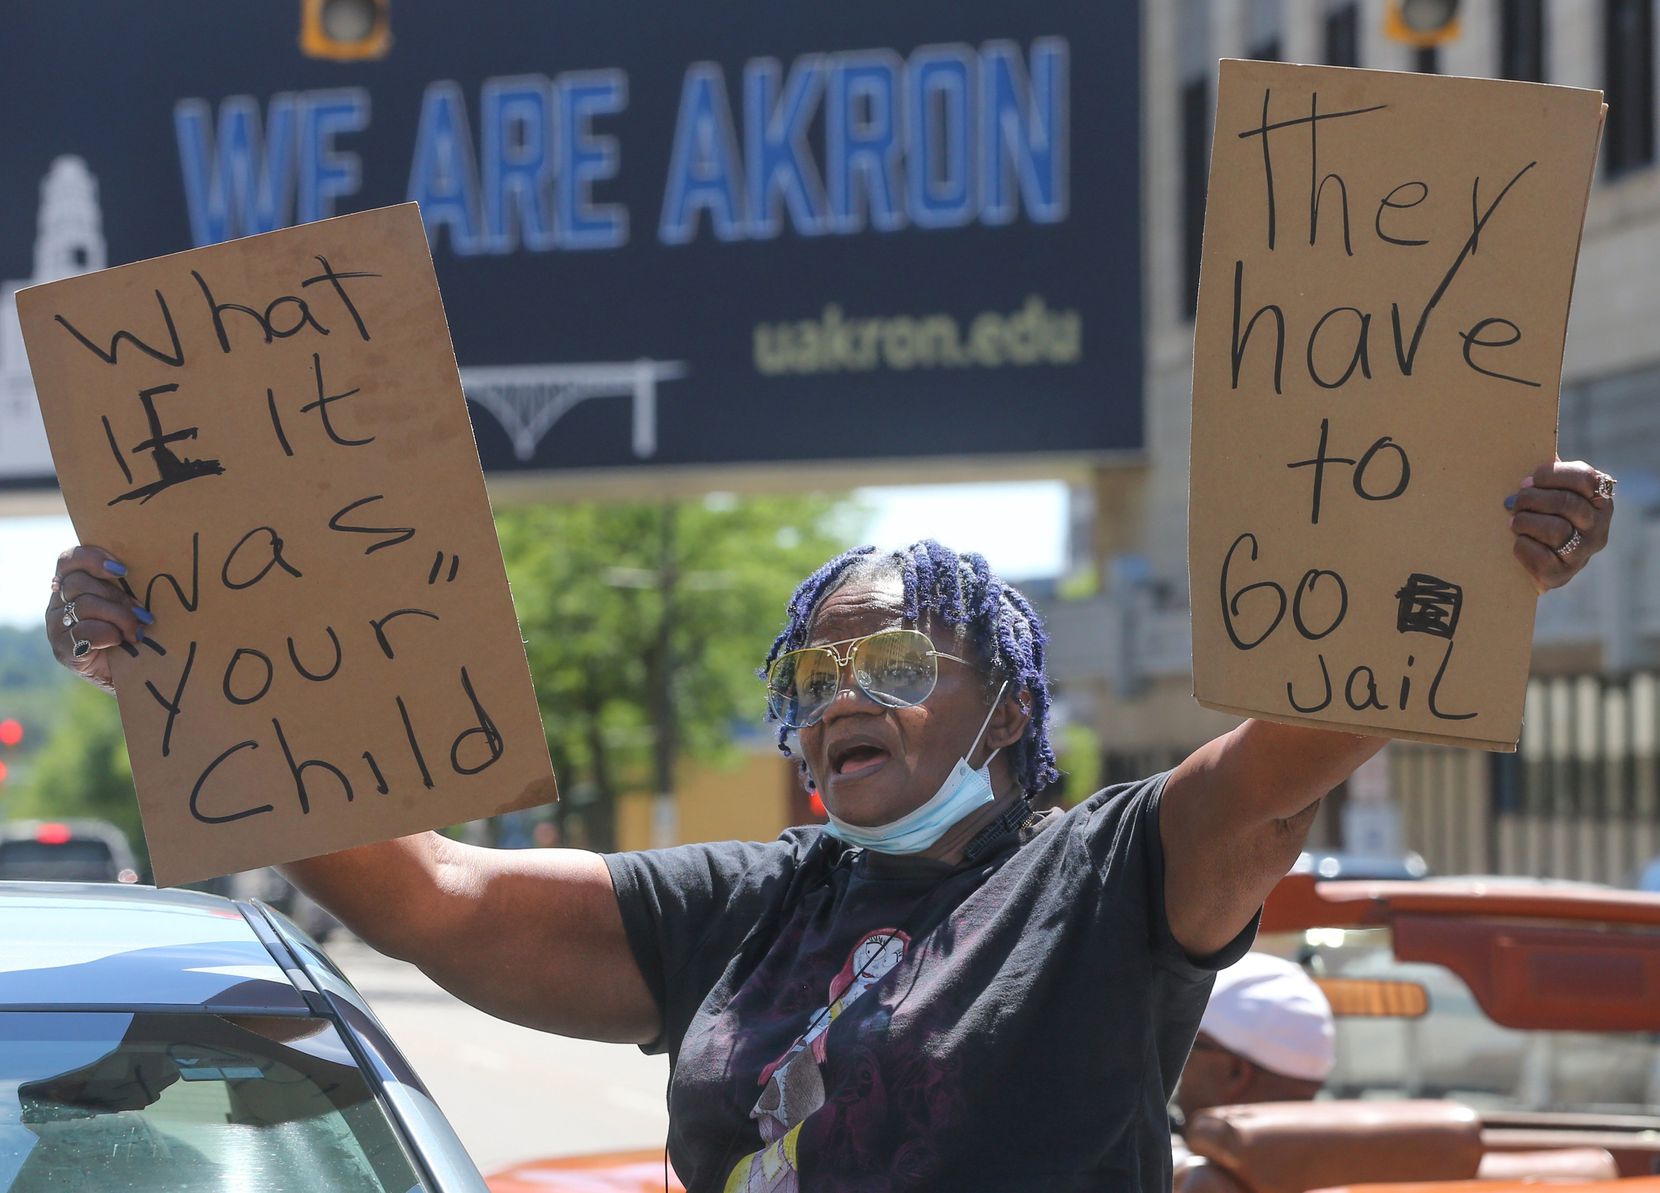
[1067,0,1660,882]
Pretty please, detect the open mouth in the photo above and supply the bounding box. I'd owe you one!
[832,744,890,778]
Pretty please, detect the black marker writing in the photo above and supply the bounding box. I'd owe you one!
[56,290,186,367]
[329,495,415,554]
[396,695,435,789]
[1286,418,1410,525]
[302,255,379,342]
[223,647,274,706]
[1395,573,1463,639]
[428,551,461,584]
[141,532,202,616]
[301,352,374,447]
[1307,93,1354,256]
[267,389,295,456]
[287,627,343,682]
[109,384,225,506]
[1389,161,1536,377]
[190,740,269,824]
[1375,181,1430,247]
[142,640,198,758]
[194,269,330,353]
[1220,533,1285,650]
[273,717,354,814]
[221,526,304,590]
[372,607,440,660]
[102,415,133,484]
[1459,317,1541,387]
[450,666,505,775]
[1236,88,1388,251]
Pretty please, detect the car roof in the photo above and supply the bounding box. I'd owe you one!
[1262,874,1660,933]
[0,881,310,1013]
[1261,874,1660,1033]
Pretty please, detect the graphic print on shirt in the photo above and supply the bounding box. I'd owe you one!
[723,928,910,1193]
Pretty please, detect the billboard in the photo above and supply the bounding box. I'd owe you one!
[0,2,1141,488]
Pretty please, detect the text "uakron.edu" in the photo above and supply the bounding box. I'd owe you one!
[753,296,1081,376]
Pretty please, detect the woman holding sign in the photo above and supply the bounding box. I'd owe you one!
[45,461,1614,1192]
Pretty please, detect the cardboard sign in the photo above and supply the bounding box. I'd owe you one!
[1189,62,1604,751]
[18,204,557,885]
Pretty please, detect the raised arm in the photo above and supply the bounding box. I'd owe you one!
[46,545,661,1045]
[1159,459,1617,957]
[1161,721,1383,956]
[280,834,659,1043]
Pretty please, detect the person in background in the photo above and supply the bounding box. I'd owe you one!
[1171,952,1336,1165]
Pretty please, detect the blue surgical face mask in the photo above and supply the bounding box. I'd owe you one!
[822,682,1008,855]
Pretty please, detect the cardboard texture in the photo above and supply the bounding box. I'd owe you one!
[1189,62,1605,751]
[18,203,557,885]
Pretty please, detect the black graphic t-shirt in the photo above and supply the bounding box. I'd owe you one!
[604,773,1256,1192]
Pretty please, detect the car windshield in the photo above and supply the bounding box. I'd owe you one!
[1268,927,1660,1117]
[0,1011,426,1193]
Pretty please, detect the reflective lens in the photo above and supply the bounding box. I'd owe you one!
[855,630,939,708]
[766,629,942,728]
[767,647,844,727]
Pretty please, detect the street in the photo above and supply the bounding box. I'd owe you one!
[325,937,671,1176]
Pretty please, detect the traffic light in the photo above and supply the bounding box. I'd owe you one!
[1384,0,1462,48]
[300,0,391,62]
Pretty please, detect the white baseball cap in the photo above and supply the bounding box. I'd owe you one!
[1199,952,1336,1082]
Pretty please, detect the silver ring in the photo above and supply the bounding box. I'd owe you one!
[68,628,91,658]
[1556,530,1583,560]
[1594,472,1617,502]
[60,600,79,628]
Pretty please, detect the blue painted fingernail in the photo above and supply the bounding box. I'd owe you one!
[1503,495,1516,510]
[133,606,155,625]
[104,559,128,576]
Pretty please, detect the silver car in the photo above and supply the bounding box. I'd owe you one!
[0,882,488,1192]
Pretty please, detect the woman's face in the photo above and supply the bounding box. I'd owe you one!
[795,575,998,827]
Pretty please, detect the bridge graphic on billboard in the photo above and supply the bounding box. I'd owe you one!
[461,359,687,462]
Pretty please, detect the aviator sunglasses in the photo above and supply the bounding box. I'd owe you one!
[765,628,979,729]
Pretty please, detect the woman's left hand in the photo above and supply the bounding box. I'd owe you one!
[1507,458,1616,594]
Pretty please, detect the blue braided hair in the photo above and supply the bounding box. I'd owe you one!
[760,540,1060,795]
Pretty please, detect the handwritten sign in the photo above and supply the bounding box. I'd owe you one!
[18,204,557,885]
[1189,62,1604,751]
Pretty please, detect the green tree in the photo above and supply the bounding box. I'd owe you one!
[0,624,78,773]
[9,681,147,877]
[498,494,855,849]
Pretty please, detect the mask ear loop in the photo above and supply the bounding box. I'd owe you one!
[967,680,1009,768]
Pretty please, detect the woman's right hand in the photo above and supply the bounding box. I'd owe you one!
[45,545,152,696]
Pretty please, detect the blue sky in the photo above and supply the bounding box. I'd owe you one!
[0,482,1069,628]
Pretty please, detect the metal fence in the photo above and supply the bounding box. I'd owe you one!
[1394,671,1660,886]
